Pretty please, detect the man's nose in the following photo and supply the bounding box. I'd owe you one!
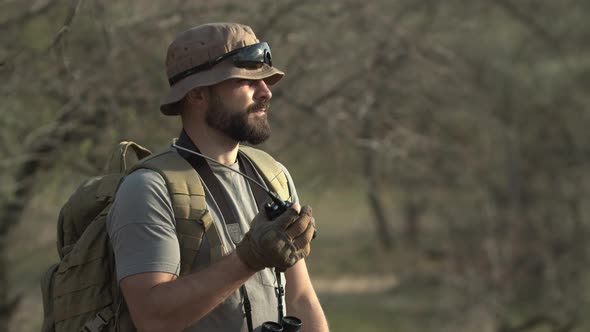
[254,80,272,101]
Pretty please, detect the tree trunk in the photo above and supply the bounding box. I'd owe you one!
[0,98,108,331]
[361,124,393,249]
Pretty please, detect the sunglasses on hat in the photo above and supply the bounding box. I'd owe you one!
[168,42,273,86]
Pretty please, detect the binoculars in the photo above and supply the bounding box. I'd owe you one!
[261,316,302,332]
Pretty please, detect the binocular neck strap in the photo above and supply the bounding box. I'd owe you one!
[240,286,254,332]
[276,270,285,323]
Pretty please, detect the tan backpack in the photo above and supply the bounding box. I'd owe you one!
[40,141,290,332]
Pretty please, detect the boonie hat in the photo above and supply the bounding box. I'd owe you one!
[160,22,285,116]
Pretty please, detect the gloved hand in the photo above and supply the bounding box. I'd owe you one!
[236,205,315,272]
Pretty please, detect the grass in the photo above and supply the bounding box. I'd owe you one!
[9,175,590,332]
[322,292,423,332]
[317,273,456,332]
[322,293,406,332]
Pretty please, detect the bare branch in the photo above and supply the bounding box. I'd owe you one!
[276,67,365,116]
[47,0,83,51]
[0,0,56,31]
[0,0,82,69]
[111,1,210,30]
[255,0,309,32]
[492,0,563,52]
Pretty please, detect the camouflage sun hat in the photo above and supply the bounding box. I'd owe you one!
[160,22,285,116]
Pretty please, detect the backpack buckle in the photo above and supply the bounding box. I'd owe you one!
[80,309,113,332]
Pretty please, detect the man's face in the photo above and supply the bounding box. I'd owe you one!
[205,79,272,145]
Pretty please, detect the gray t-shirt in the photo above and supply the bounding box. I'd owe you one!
[106,157,299,332]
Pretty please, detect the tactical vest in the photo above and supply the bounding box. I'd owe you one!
[40,141,290,332]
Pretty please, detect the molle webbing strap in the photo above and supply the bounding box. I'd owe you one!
[174,132,246,269]
[174,132,239,238]
[80,306,114,332]
[237,152,270,210]
[128,150,224,275]
[239,146,290,201]
[206,219,224,262]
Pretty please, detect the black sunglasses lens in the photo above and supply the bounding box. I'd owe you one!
[233,43,272,69]
[234,60,264,69]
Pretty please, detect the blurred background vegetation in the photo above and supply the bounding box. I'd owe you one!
[1,0,590,331]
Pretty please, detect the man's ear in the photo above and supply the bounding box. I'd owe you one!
[185,87,209,108]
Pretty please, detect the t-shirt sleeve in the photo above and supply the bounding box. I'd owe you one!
[106,169,180,282]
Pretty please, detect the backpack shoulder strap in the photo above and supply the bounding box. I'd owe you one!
[239,145,290,201]
[127,149,224,274]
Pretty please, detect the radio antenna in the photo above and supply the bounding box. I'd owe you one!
[172,143,287,208]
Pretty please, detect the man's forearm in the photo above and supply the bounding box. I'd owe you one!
[285,260,329,332]
[122,251,256,332]
[287,294,329,332]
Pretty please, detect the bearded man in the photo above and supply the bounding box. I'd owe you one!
[106,23,329,332]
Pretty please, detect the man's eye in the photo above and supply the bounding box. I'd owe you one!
[238,79,255,85]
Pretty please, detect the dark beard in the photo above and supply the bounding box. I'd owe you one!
[206,93,271,145]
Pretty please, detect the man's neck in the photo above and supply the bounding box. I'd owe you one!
[183,125,239,165]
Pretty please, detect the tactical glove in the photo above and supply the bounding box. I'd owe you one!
[236,205,315,271]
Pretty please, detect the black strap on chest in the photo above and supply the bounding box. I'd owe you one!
[176,130,268,216]
[175,129,268,332]
[237,151,271,210]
